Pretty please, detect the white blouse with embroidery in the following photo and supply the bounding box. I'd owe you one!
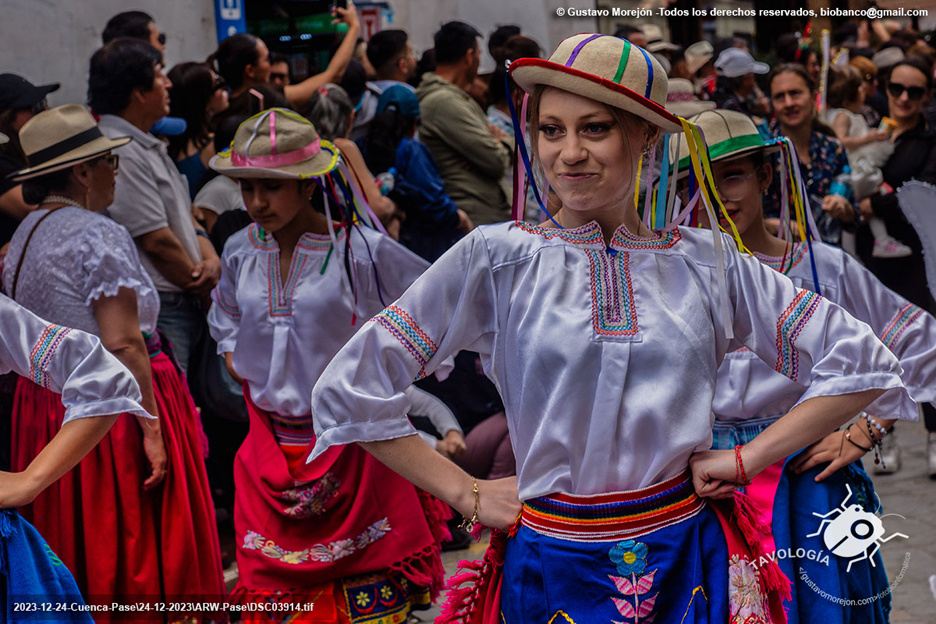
[309,221,916,501]
[208,223,430,417]
[0,294,151,424]
[1,206,160,336]
[714,241,935,422]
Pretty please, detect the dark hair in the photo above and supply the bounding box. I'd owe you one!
[367,30,410,77]
[88,38,162,116]
[102,11,154,44]
[413,48,436,86]
[890,55,934,91]
[613,24,643,40]
[827,65,862,108]
[768,62,817,95]
[363,107,410,175]
[218,84,291,124]
[489,35,543,105]
[716,74,746,94]
[769,64,837,135]
[0,109,26,166]
[434,22,481,65]
[340,59,368,105]
[488,25,521,59]
[213,114,247,154]
[269,51,288,67]
[211,33,261,91]
[167,62,217,160]
[307,84,354,140]
[21,167,73,205]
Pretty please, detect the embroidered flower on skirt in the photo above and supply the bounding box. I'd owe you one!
[609,540,649,576]
[278,473,340,518]
[608,540,659,622]
[728,554,770,623]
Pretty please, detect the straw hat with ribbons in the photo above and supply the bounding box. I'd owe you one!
[12,104,130,181]
[509,33,682,133]
[671,110,780,177]
[211,108,339,179]
[507,33,750,340]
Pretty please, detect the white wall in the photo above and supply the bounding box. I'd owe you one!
[0,0,217,107]
[387,0,596,73]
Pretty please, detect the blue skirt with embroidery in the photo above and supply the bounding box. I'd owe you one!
[714,418,893,624]
[0,509,91,623]
[502,508,730,623]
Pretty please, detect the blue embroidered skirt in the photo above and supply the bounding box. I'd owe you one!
[501,472,735,623]
[714,418,893,623]
[0,510,91,623]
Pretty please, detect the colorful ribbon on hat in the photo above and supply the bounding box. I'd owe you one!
[769,136,823,295]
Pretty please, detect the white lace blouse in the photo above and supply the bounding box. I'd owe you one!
[0,294,151,423]
[2,206,160,336]
[310,221,916,500]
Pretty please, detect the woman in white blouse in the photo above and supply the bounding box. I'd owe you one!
[308,35,917,623]
[207,108,450,621]
[3,105,223,617]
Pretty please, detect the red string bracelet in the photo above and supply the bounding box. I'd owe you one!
[734,445,751,485]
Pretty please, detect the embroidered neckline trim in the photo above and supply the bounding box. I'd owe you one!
[514,220,681,251]
[247,222,345,252]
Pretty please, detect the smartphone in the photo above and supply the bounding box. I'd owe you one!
[333,0,347,9]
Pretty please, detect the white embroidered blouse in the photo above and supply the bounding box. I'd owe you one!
[1,206,160,336]
[714,241,934,422]
[0,294,151,424]
[208,223,430,417]
[309,221,916,501]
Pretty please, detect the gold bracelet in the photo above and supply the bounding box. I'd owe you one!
[459,478,480,532]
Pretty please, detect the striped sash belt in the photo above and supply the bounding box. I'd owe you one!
[521,470,705,542]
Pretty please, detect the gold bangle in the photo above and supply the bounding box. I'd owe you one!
[459,478,480,532]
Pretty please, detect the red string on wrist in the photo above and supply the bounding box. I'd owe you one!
[734,445,751,485]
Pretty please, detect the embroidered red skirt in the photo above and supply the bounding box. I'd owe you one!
[12,350,224,621]
[229,392,450,622]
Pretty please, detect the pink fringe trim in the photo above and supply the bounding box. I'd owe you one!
[388,542,447,601]
[437,527,508,624]
[733,492,793,603]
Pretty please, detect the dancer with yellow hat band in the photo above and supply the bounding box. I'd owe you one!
[676,109,935,624]
[308,35,916,623]
[207,108,451,622]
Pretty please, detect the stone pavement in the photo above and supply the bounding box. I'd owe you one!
[868,417,936,622]
[416,418,936,622]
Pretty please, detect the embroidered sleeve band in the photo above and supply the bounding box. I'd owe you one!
[370,305,438,380]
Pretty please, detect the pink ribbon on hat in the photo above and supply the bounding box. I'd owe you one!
[231,138,322,168]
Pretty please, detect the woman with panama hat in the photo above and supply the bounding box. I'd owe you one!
[0,128,161,622]
[2,104,224,618]
[207,108,450,621]
[674,109,935,623]
[307,35,915,622]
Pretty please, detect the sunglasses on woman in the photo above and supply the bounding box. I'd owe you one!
[887,82,926,101]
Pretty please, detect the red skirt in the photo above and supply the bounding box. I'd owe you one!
[230,392,450,622]
[12,351,225,619]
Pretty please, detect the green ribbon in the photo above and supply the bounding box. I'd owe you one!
[676,134,767,172]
